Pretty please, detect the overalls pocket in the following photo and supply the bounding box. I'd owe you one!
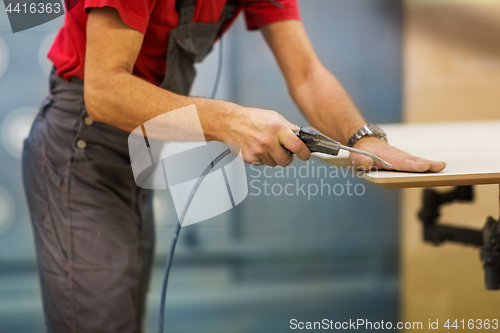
[22,136,70,269]
[22,138,65,222]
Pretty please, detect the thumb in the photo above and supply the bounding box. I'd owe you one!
[350,153,373,171]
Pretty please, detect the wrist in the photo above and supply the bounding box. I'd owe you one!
[221,104,249,144]
[346,123,387,147]
[198,99,244,142]
[352,135,387,149]
[342,121,366,145]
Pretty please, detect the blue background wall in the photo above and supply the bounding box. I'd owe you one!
[0,1,402,332]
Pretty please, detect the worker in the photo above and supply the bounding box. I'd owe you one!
[21,0,446,332]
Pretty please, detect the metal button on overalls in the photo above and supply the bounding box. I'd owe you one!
[76,139,86,149]
[84,116,93,126]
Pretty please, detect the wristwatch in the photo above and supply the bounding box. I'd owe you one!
[347,123,387,147]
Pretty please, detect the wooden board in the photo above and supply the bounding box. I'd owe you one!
[315,120,500,189]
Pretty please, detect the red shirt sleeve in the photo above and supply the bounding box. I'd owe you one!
[83,0,156,34]
[242,0,301,30]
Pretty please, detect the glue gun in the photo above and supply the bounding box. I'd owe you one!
[295,126,392,169]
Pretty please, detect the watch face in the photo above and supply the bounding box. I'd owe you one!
[367,123,386,136]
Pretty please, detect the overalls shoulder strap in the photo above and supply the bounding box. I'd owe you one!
[160,0,239,95]
[175,0,197,26]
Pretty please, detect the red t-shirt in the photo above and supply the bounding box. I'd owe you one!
[48,0,301,86]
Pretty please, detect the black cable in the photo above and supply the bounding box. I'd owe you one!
[158,149,231,333]
[183,33,224,248]
[158,14,229,332]
[157,222,181,333]
[211,36,224,100]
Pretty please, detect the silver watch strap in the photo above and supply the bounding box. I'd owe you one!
[347,124,387,147]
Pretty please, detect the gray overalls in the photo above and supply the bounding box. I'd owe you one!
[22,0,238,332]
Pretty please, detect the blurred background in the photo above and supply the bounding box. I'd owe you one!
[0,0,498,332]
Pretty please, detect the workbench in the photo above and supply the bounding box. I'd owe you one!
[314,120,500,189]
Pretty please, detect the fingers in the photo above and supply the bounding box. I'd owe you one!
[243,129,305,167]
[264,130,298,167]
[241,142,281,167]
[350,153,374,171]
[351,149,446,173]
[388,152,446,172]
[232,108,309,167]
[280,129,311,161]
[269,148,294,167]
[243,152,277,167]
[255,127,308,167]
[394,157,431,172]
[261,152,278,167]
[429,160,446,172]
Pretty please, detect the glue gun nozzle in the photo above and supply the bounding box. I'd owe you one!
[339,144,393,169]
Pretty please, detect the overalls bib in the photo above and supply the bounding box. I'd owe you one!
[161,0,237,95]
[21,1,239,332]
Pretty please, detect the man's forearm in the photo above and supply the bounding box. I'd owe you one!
[288,62,366,145]
[85,68,239,142]
[84,7,240,142]
[261,20,365,145]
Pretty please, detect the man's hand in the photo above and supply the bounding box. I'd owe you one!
[225,107,311,167]
[349,137,446,172]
